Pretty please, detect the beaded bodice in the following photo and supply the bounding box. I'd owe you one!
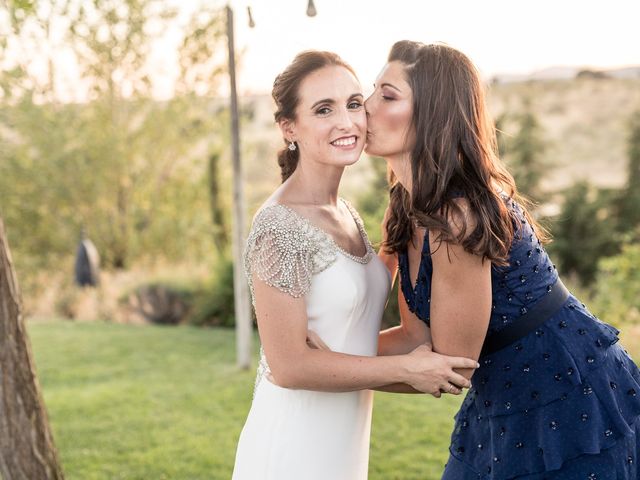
[244,198,375,305]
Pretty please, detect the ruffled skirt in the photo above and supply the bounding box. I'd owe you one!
[442,297,640,479]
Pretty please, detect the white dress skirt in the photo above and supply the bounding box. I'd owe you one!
[232,200,391,480]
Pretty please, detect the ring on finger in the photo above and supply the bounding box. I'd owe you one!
[448,384,456,394]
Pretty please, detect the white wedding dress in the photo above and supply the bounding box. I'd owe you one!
[232,199,391,480]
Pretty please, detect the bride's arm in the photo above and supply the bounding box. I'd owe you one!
[253,272,476,394]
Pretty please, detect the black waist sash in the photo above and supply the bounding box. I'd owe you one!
[480,279,570,357]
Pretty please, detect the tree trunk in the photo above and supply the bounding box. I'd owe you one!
[0,217,65,480]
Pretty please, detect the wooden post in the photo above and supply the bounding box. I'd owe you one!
[226,5,252,370]
[0,217,65,479]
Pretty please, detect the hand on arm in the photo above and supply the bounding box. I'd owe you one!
[374,276,476,395]
[254,274,478,394]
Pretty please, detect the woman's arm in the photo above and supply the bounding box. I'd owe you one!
[377,285,432,356]
[377,206,430,357]
[428,210,492,381]
[375,273,440,394]
[253,272,476,394]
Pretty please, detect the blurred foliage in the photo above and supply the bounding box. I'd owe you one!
[548,109,640,288]
[546,181,621,286]
[117,253,237,327]
[617,110,640,231]
[356,156,389,246]
[589,237,640,327]
[0,0,230,282]
[356,156,400,328]
[1,1,637,328]
[188,253,237,328]
[496,98,550,203]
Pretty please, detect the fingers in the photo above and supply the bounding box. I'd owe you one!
[447,384,462,395]
[449,372,472,389]
[439,383,462,395]
[306,330,330,350]
[449,356,481,370]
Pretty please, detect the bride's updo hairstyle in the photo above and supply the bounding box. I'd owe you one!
[272,51,357,182]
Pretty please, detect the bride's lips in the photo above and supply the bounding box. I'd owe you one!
[330,135,358,149]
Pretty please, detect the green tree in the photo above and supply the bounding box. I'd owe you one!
[357,156,389,245]
[497,100,549,202]
[617,110,640,230]
[0,0,229,272]
[590,238,640,327]
[549,181,620,286]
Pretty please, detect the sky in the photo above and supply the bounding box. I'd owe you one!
[5,0,638,102]
[223,0,640,96]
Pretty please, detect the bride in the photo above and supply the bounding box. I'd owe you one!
[231,50,478,480]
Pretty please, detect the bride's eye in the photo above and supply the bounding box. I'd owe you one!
[315,106,331,115]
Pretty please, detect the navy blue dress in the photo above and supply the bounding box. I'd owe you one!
[398,197,640,479]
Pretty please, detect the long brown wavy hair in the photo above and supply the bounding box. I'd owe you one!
[383,41,547,265]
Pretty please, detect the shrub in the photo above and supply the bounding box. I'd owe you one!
[589,241,640,327]
[188,254,238,328]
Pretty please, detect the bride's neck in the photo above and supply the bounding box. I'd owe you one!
[283,161,344,206]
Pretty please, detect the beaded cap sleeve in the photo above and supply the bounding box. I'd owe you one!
[243,204,338,303]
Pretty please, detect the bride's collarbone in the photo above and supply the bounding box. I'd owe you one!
[298,204,366,257]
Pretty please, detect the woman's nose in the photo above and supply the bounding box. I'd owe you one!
[335,108,354,129]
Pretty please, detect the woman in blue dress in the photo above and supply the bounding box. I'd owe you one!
[366,40,640,479]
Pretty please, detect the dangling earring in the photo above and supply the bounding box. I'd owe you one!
[288,140,297,151]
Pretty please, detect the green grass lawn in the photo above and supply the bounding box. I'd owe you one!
[28,321,463,479]
[28,320,640,479]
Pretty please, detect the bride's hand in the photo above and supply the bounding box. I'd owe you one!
[306,329,330,351]
[404,343,478,397]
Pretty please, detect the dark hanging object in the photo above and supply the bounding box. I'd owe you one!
[247,6,255,28]
[306,0,317,17]
[74,231,100,287]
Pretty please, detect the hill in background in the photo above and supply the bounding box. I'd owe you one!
[238,75,640,213]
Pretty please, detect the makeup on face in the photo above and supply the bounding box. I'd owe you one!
[364,61,414,159]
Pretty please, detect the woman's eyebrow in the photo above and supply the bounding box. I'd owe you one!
[380,82,401,92]
[310,93,363,110]
[310,98,335,110]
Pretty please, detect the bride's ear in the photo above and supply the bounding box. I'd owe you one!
[278,118,296,143]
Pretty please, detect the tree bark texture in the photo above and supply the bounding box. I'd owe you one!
[0,217,64,480]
